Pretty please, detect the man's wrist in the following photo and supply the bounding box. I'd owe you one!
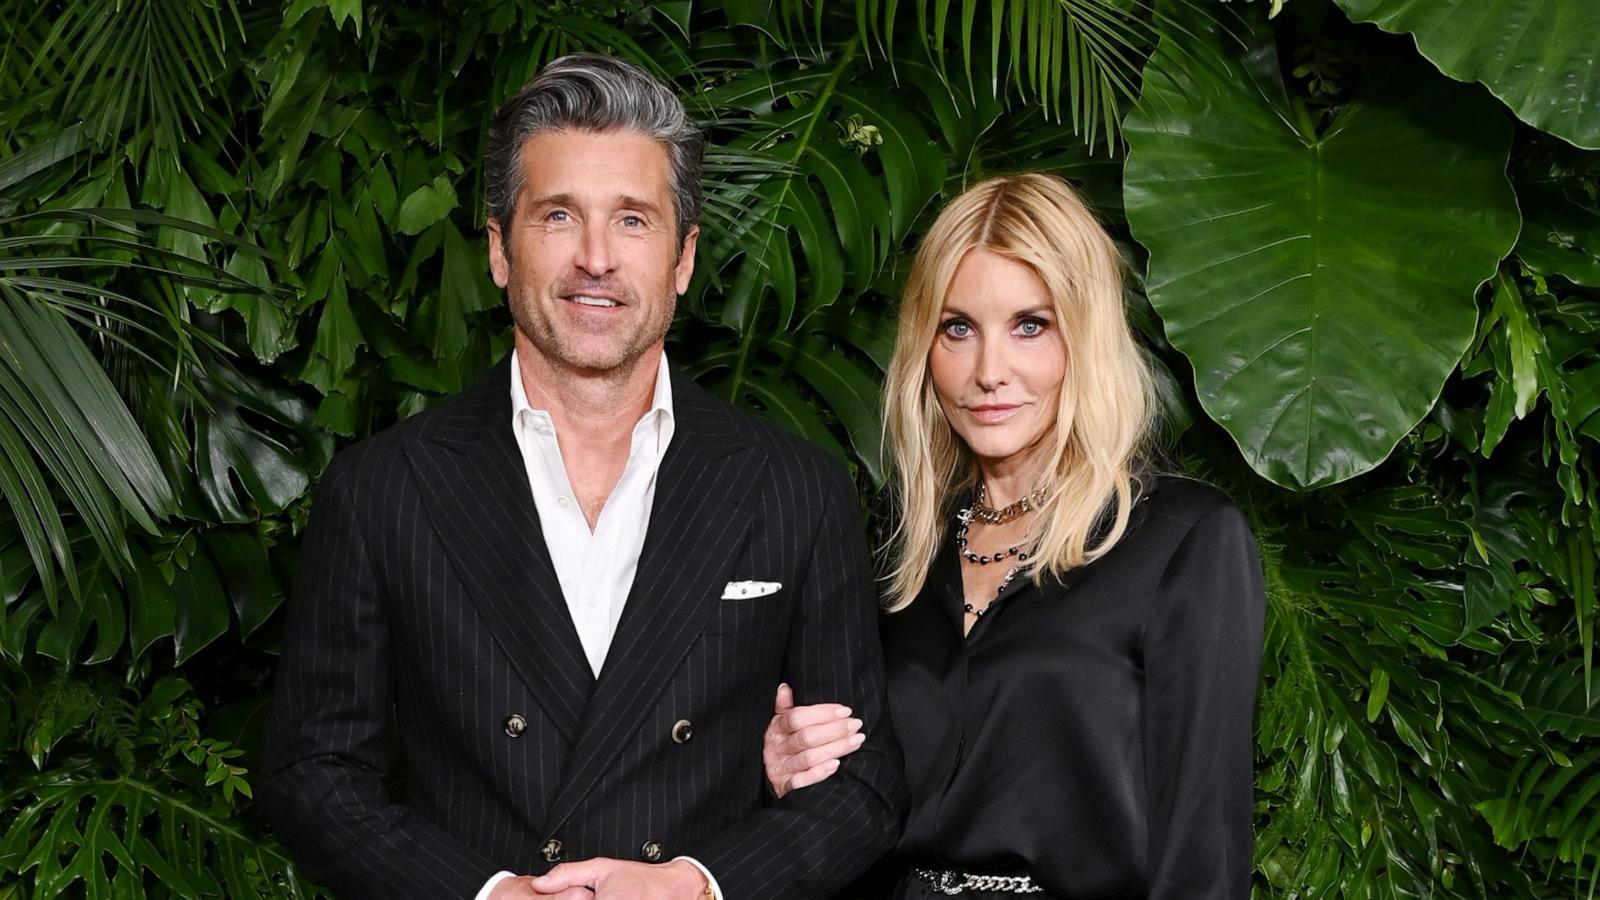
[476,871,517,900]
[669,856,719,899]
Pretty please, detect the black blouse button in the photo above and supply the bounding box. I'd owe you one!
[640,839,663,861]
[504,714,528,737]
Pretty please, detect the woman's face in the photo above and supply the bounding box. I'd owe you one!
[928,248,1067,471]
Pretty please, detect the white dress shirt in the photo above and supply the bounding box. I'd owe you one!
[511,346,675,676]
[476,349,722,900]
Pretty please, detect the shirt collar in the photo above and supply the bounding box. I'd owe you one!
[508,348,676,439]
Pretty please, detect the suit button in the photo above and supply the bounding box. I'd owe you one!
[541,838,563,862]
[504,714,528,738]
[640,839,663,862]
[671,719,693,744]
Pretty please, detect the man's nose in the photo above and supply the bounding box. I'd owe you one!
[575,220,614,276]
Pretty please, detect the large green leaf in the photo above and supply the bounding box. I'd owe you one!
[0,207,270,600]
[190,362,327,523]
[0,292,175,593]
[1123,6,1519,488]
[1515,182,1600,289]
[1333,0,1600,150]
[0,767,308,898]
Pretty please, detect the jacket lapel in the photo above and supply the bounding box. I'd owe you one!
[542,373,767,834]
[403,358,593,744]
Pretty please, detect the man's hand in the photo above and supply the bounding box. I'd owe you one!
[485,875,557,899]
[531,858,709,899]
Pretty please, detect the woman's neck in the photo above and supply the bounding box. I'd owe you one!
[976,451,1047,508]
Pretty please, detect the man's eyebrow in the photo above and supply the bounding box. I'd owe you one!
[617,195,664,217]
[523,192,664,217]
[525,192,577,209]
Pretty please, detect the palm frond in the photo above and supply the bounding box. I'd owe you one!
[765,0,1163,152]
[20,0,244,160]
[0,208,269,605]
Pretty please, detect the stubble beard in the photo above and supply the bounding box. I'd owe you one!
[509,278,676,376]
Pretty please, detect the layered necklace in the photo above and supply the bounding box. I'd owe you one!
[956,482,1044,619]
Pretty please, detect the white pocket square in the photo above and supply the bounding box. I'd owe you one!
[722,580,782,599]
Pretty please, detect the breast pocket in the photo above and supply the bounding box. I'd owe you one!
[703,581,789,635]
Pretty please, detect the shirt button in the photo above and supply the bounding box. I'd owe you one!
[541,838,563,862]
[504,714,527,738]
[671,719,693,744]
[557,496,570,507]
[640,839,663,862]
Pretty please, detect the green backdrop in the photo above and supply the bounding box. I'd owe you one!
[2,0,1599,896]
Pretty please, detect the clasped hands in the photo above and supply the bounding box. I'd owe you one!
[489,858,708,900]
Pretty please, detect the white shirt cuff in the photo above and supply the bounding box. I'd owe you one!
[475,870,516,900]
[674,856,724,900]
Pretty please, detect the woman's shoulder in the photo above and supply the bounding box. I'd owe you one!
[1121,472,1252,556]
[1139,472,1242,526]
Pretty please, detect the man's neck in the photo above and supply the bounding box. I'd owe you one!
[514,332,664,528]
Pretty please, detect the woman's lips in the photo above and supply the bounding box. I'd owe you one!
[966,404,1021,424]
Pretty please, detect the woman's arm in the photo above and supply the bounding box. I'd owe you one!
[1143,504,1266,898]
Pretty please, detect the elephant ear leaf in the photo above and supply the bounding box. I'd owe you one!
[1123,4,1520,489]
[1333,0,1600,150]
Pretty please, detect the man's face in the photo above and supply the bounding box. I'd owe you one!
[488,129,698,374]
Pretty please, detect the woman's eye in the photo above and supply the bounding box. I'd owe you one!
[1017,318,1047,337]
[942,319,972,338]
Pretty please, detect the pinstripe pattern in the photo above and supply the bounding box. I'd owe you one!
[259,357,906,899]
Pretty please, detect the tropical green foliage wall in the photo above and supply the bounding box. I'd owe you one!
[2,0,1599,896]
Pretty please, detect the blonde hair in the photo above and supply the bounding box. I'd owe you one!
[882,173,1156,611]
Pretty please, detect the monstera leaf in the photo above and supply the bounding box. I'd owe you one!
[1334,0,1600,150]
[1515,182,1600,289]
[0,768,307,898]
[1124,6,1520,488]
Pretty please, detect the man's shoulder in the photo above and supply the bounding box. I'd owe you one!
[322,368,502,487]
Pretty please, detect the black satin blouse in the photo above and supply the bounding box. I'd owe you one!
[882,475,1264,899]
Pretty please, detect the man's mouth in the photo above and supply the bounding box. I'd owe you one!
[566,294,623,308]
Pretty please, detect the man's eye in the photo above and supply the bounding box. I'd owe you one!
[621,215,643,227]
[547,210,570,222]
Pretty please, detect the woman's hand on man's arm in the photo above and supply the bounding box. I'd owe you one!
[763,682,866,799]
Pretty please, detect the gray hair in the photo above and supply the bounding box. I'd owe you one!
[484,54,704,251]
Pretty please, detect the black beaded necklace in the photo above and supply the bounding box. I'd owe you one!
[956,484,1040,618]
[954,519,1031,565]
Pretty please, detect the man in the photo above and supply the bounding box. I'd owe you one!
[259,54,903,900]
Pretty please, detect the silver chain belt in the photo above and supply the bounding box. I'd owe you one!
[910,868,1044,895]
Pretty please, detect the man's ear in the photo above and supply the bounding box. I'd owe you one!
[487,218,510,289]
[674,224,699,295]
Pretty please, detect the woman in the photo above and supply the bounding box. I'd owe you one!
[762,174,1264,899]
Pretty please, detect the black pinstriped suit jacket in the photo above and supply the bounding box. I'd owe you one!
[259,358,906,899]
